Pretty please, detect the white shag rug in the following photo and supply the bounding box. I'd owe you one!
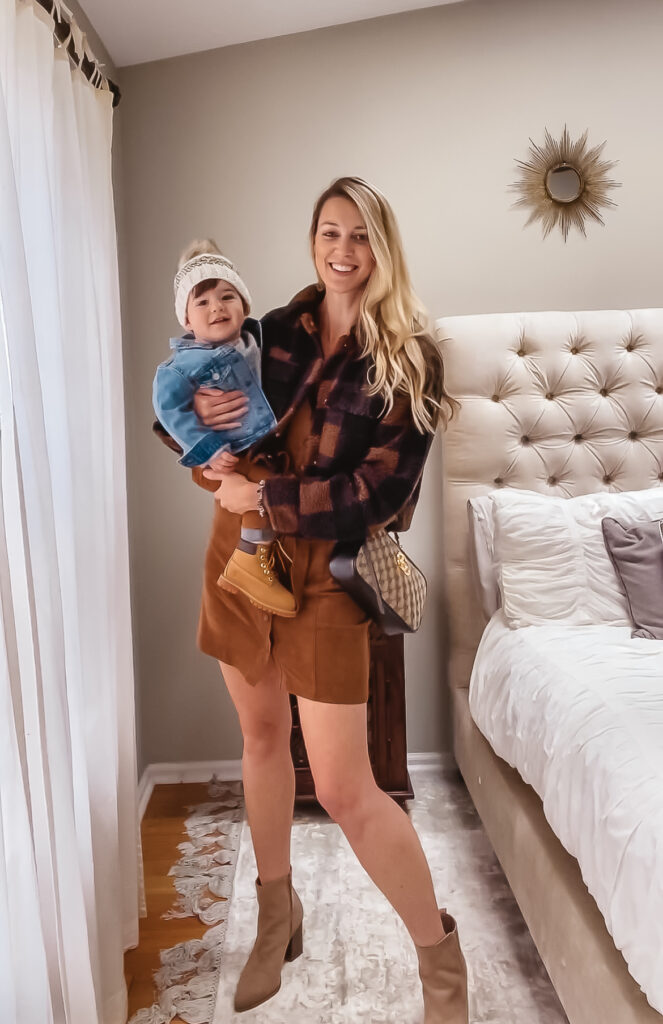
[129,778,244,1024]
[213,766,568,1024]
[213,810,425,1024]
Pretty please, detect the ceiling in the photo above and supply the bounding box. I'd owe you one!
[77,0,465,68]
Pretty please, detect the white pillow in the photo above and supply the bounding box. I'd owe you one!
[490,487,663,628]
[467,496,500,620]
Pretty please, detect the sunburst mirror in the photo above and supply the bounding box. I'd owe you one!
[510,126,621,241]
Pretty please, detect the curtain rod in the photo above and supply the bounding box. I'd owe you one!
[34,0,121,107]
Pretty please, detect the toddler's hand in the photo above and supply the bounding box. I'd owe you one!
[206,451,239,475]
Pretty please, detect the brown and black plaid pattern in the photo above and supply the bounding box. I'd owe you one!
[255,287,434,541]
[154,285,436,541]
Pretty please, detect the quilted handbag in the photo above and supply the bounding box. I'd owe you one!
[329,529,427,635]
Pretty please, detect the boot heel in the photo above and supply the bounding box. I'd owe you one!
[285,922,303,962]
[217,573,238,594]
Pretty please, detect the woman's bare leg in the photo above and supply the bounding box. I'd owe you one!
[296,696,445,947]
[220,660,294,883]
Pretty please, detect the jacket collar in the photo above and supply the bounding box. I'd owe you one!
[169,316,262,351]
[279,284,359,354]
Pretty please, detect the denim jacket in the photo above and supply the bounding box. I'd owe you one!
[152,317,277,467]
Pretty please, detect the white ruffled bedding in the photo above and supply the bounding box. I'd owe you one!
[469,613,663,1013]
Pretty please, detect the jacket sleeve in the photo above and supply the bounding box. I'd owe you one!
[152,364,202,454]
[261,394,433,541]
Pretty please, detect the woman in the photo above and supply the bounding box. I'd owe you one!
[162,176,468,1022]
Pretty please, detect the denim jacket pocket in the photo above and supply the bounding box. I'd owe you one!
[196,362,235,390]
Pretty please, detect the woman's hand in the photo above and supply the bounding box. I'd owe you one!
[204,471,260,514]
[206,450,239,475]
[193,388,249,429]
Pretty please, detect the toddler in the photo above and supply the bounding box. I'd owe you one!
[153,240,295,616]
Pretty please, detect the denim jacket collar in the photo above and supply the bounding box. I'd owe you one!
[169,316,262,351]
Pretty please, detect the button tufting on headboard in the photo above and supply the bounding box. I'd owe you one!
[436,308,663,693]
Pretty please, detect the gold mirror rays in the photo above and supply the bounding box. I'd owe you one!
[510,126,621,241]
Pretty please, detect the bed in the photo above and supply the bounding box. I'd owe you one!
[436,308,663,1024]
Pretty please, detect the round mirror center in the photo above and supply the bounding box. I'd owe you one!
[545,164,583,203]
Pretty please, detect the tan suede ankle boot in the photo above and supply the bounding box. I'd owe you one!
[220,539,297,617]
[415,910,469,1024]
[233,867,304,1013]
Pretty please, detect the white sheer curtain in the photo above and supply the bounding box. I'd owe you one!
[0,2,141,1022]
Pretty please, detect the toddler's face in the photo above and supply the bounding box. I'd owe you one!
[185,280,245,344]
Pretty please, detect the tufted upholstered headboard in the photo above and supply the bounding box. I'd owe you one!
[435,309,663,694]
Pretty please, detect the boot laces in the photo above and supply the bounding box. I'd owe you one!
[275,538,293,566]
[258,545,275,584]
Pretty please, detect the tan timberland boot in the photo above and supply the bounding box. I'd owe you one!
[415,910,469,1023]
[220,538,296,617]
[233,868,304,1013]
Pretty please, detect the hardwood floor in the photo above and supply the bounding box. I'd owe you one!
[124,782,228,1023]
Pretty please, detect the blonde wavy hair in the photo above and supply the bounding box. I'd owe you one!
[310,177,458,433]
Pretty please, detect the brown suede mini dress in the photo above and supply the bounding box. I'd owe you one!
[196,395,371,704]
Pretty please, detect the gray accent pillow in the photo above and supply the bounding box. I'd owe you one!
[601,517,663,639]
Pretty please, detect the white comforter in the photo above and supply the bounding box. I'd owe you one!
[469,613,663,1013]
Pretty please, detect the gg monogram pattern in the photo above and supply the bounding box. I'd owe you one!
[356,531,427,632]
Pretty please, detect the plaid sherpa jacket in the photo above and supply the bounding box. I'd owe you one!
[154,285,436,542]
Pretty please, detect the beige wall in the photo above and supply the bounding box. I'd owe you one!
[117,0,663,774]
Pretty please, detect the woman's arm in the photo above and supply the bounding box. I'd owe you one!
[261,394,432,541]
[202,471,260,512]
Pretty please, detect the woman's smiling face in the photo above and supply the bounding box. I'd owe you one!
[313,196,375,298]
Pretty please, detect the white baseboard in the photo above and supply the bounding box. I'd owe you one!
[407,751,454,770]
[137,759,243,820]
[137,752,453,820]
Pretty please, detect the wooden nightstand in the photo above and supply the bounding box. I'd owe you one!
[289,626,414,804]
